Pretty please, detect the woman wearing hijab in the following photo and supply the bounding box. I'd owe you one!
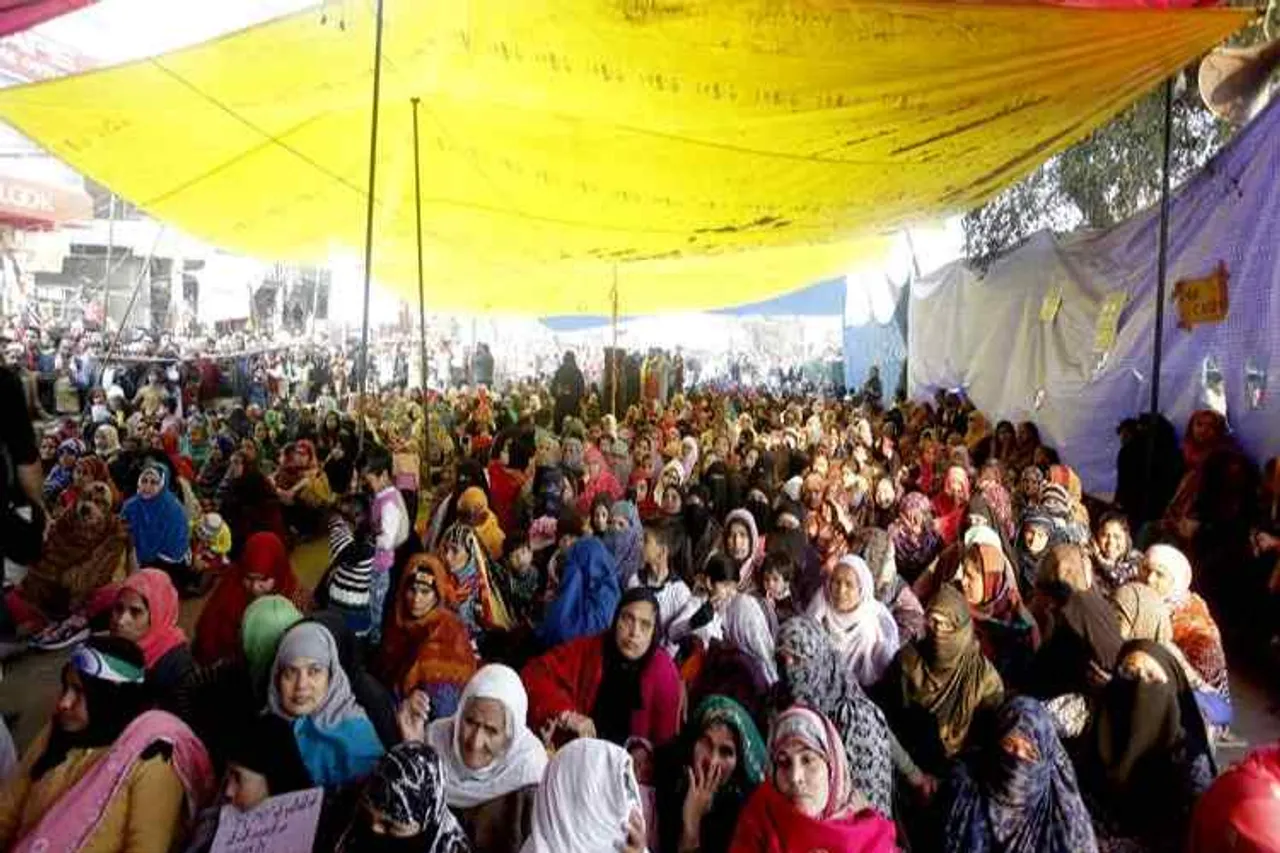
[523,587,682,748]
[1039,482,1090,546]
[879,586,1004,774]
[958,531,1039,681]
[889,492,943,583]
[578,444,624,516]
[217,452,287,559]
[690,592,778,724]
[534,536,621,650]
[1084,639,1217,849]
[721,509,761,593]
[264,621,385,788]
[375,554,478,720]
[0,636,214,853]
[938,696,1098,853]
[1028,545,1124,707]
[1142,543,1231,701]
[56,456,115,515]
[602,500,644,587]
[932,465,973,545]
[195,435,234,501]
[338,742,472,853]
[193,531,308,666]
[773,618,903,817]
[1014,509,1055,597]
[13,482,129,637]
[121,461,191,571]
[427,665,548,852]
[729,706,896,853]
[110,568,193,702]
[805,555,899,687]
[1189,743,1280,853]
[42,437,84,504]
[520,738,647,853]
[861,527,926,643]
[438,522,510,640]
[176,594,303,768]
[655,696,766,853]
[456,487,506,562]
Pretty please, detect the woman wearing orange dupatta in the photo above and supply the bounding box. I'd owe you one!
[374,553,478,720]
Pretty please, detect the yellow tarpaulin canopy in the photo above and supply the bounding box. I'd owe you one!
[0,1,1248,315]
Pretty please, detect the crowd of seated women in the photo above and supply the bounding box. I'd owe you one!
[0,374,1276,852]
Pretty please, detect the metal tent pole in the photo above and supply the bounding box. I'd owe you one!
[357,0,386,451]
[611,264,619,417]
[411,96,431,488]
[1143,77,1175,520]
[1149,77,1174,418]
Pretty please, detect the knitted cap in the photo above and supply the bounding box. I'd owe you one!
[328,515,356,564]
[328,540,374,609]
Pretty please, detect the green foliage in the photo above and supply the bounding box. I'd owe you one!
[962,77,1230,265]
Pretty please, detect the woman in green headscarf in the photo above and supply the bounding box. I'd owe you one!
[657,695,767,853]
[241,595,305,689]
[175,594,302,767]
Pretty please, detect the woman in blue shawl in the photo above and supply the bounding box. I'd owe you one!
[121,461,191,568]
[265,621,384,787]
[535,536,620,649]
[42,437,84,503]
[602,500,644,586]
[939,696,1097,853]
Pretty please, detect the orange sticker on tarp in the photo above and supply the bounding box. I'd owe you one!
[1174,261,1229,330]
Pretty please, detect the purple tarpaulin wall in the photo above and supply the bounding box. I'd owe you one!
[910,98,1280,494]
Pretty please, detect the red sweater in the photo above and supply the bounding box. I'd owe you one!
[521,633,682,747]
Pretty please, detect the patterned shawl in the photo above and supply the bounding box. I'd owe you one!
[775,617,894,816]
[942,696,1098,853]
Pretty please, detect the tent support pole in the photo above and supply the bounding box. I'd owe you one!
[1144,77,1175,514]
[357,0,386,451]
[100,194,116,327]
[1149,77,1174,418]
[411,96,431,492]
[611,264,619,417]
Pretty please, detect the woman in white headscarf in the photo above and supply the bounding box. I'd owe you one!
[806,555,900,686]
[722,593,777,687]
[428,664,549,853]
[520,738,647,853]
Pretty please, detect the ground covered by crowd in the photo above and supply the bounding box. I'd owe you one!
[0,345,1277,853]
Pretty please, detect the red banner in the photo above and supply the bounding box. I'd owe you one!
[0,175,92,227]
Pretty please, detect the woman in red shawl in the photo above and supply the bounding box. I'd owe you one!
[729,706,895,852]
[57,456,117,514]
[192,531,308,665]
[577,444,623,515]
[932,466,972,545]
[1163,410,1237,545]
[372,553,477,718]
[159,427,195,483]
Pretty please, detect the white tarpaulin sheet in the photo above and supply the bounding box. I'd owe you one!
[909,99,1280,495]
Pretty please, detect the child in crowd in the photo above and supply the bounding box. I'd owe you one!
[361,446,409,643]
[629,522,693,655]
[758,549,799,627]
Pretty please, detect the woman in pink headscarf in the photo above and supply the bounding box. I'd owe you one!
[729,706,896,852]
[577,444,623,515]
[932,466,972,545]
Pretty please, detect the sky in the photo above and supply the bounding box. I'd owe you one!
[31,0,317,65]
